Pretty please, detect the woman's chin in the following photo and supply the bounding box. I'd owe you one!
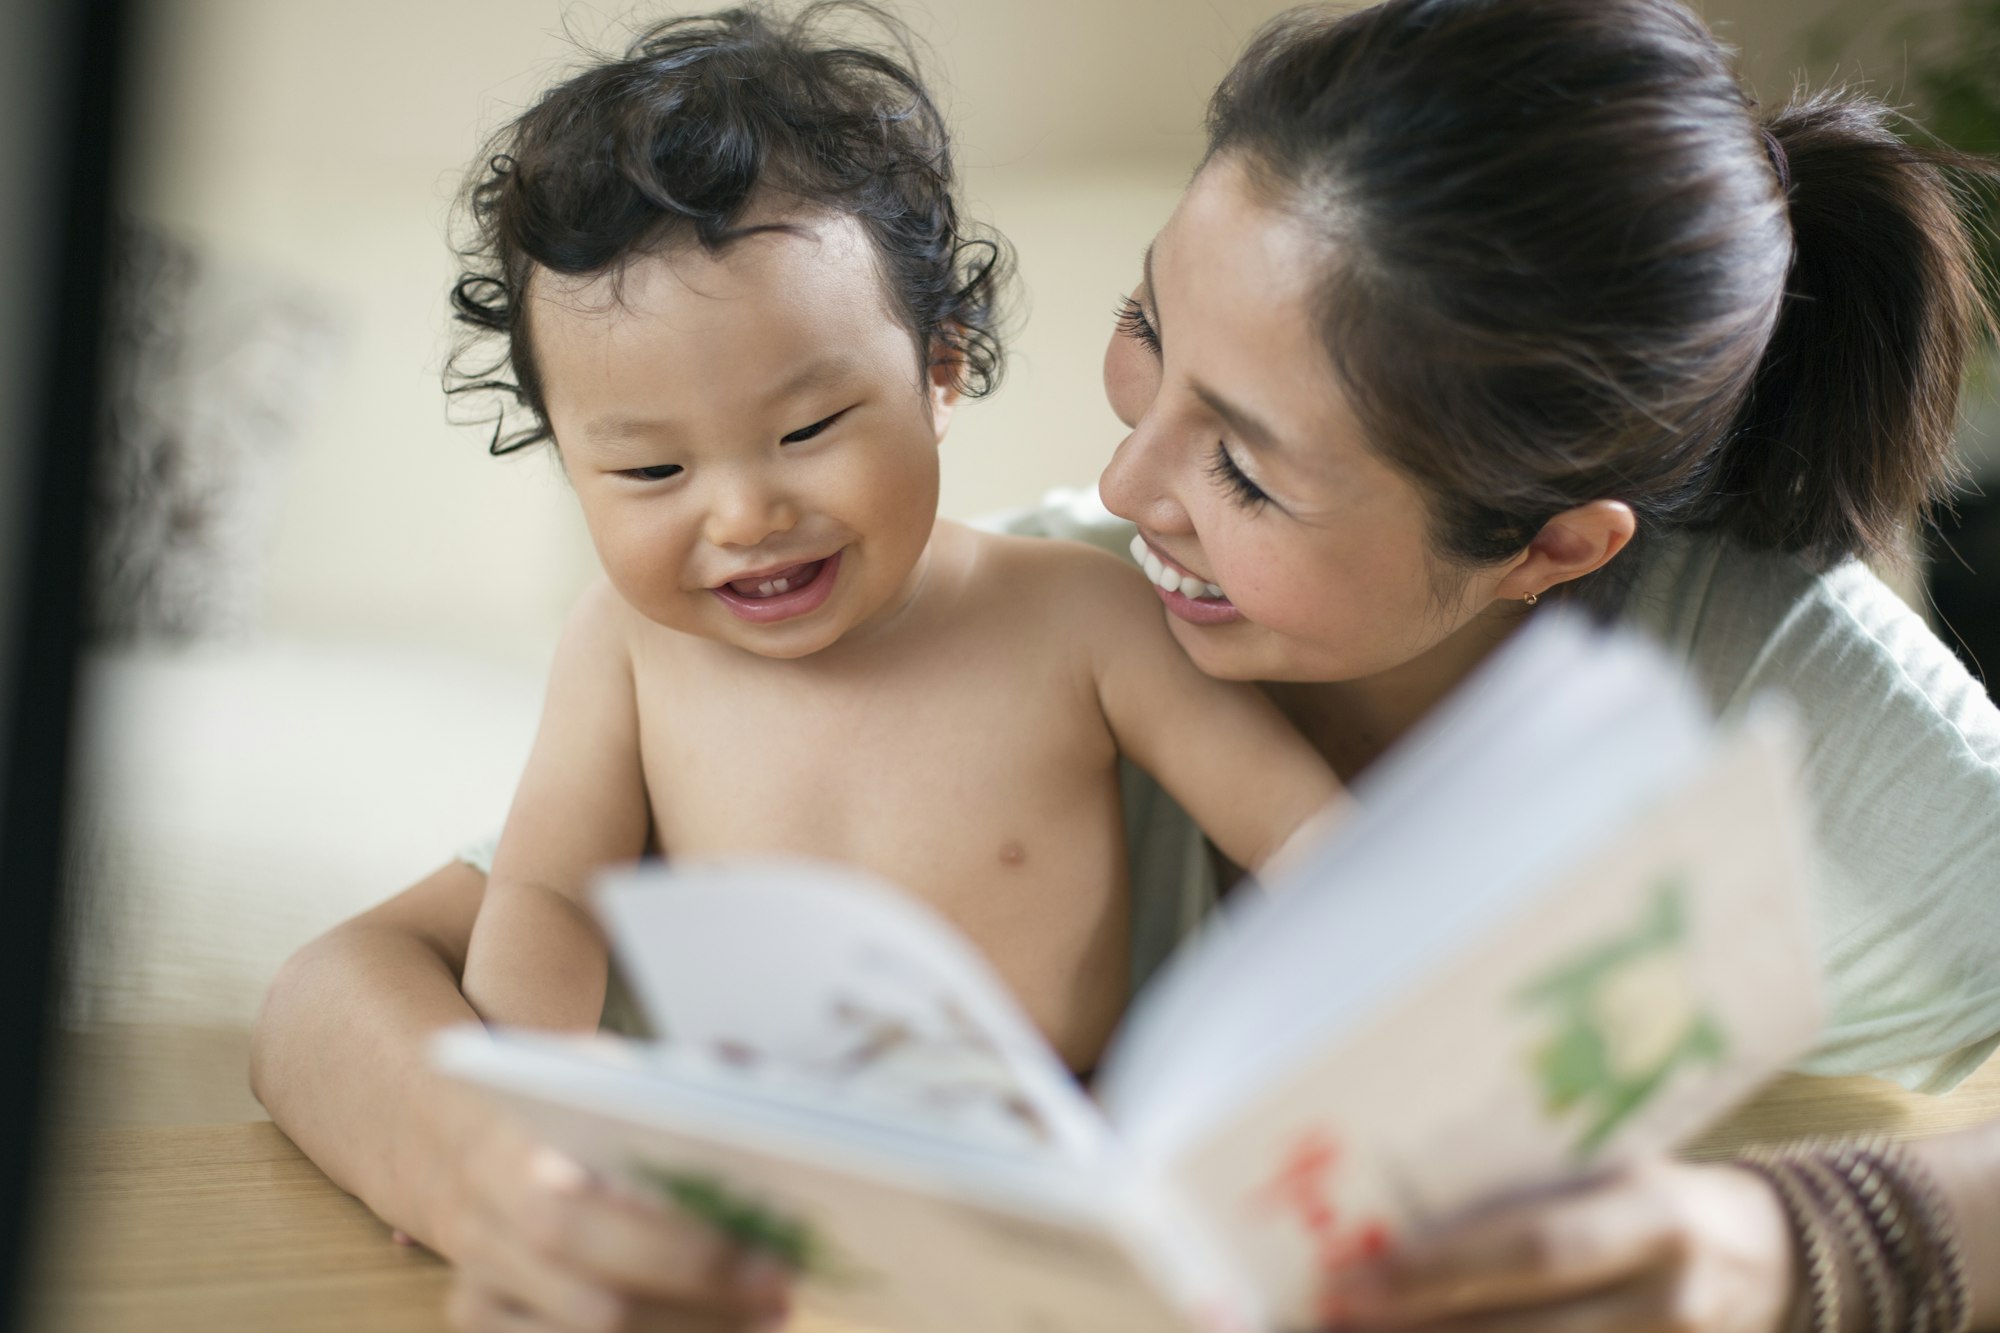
[1167,614,1366,684]
[1165,616,1268,681]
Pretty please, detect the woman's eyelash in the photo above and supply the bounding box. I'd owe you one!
[1114,296,1161,355]
[623,463,683,481]
[1208,442,1269,511]
[781,410,846,444]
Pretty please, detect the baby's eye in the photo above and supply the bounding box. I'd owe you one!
[621,463,683,481]
[781,410,846,444]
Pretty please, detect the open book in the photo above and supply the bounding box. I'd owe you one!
[434,614,1825,1333]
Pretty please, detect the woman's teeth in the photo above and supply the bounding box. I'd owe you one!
[1129,534,1225,601]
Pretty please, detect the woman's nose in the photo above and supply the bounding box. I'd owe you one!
[1099,419,1192,534]
[704,477,799,549]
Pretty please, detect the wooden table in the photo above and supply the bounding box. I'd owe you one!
[32,1123,451,1333]
[30,1061,2000,1333]
[28,1119,883,1333]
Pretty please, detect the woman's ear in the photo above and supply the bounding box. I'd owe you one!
[1496,500,1637,601]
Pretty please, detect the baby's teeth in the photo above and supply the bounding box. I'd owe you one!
[757,580,776,597]
[773,578,790,594]
[1178,574,1204,599]
[1204,582,1225,600]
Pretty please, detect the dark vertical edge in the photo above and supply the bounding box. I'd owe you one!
[0,0,129,1325]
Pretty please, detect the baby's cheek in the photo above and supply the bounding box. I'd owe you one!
[853,446,939,529]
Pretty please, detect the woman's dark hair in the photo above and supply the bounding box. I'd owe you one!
[1207,0,1999,604]
[447,2,1009,456]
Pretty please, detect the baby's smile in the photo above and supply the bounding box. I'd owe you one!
[710,550,843,623]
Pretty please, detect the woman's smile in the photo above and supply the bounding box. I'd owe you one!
[1129,533,1242,625]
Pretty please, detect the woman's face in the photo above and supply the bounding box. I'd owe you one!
[1099,156,1511,684]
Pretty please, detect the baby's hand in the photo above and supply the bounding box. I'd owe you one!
[439,1113,793,1332]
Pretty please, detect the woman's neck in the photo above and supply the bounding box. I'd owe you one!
[1263,605,1530,784]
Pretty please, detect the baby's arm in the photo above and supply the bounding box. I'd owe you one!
[462,580,651,1031]
[1079,553,1349,879]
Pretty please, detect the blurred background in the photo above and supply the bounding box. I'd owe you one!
[48,0,2000,1131]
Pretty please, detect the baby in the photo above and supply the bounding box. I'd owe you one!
[453,5,1343,1072]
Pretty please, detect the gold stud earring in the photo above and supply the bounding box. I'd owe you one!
[1523,591,1540,607]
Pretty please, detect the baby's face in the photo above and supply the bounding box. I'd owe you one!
[531,211,952,659]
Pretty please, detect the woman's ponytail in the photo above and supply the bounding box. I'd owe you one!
[1206,0,1996,600]
[1712,92,1997,568]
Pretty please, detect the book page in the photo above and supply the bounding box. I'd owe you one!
[1100,615,1712,1149]
[435,1028,1256,1333]
[595,858,1109,1158]
[1156,717,1821,1328]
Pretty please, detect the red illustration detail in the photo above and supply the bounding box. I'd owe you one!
[1193,1300,1255,1333]
[1254,1129,1394,1325]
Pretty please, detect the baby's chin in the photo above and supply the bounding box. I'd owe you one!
[680,594,899,662]
[728,626,851,661]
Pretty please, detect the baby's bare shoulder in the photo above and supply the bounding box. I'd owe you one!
[557,574,646,657]
[958,525,1157,624]
[557,576,697,696]
[569,574,714,673]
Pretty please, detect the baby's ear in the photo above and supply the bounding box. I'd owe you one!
[925,336,964,442]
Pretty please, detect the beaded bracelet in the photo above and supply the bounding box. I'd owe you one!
[1735,1147,1841,1333]
[1796,1151,1895,1329]
[1855,1142,1971,1333]
[1731,1138,1971,1333]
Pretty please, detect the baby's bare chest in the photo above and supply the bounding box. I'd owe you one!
[634,644,1122,901]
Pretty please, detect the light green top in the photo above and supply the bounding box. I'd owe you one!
[1619,525,2000,1092]
[466,489,2000,1091]
[983,489,2000,1094]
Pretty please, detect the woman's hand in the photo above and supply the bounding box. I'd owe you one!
[1326,1158,1798,1333]
[438,1114,792,1333]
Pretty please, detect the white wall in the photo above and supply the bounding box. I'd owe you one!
[125,0,1310,659]
[125,0,1928,661]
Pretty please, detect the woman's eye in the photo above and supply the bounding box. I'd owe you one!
[1114,295,1161,356]
[622,463,683,481]
[781,410,846,444]
[1208,442,1270,511]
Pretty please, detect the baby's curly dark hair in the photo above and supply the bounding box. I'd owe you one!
[447,2,1011,456]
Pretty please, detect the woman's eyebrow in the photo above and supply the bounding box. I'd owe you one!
[1143,241,1285,454]
[1192,382,1281,453]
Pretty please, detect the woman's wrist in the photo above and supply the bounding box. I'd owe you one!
[1910,1127,2000,1330]
[1732,1139,1975,1333]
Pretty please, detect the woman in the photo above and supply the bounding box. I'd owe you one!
[251,0,2000,1328]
